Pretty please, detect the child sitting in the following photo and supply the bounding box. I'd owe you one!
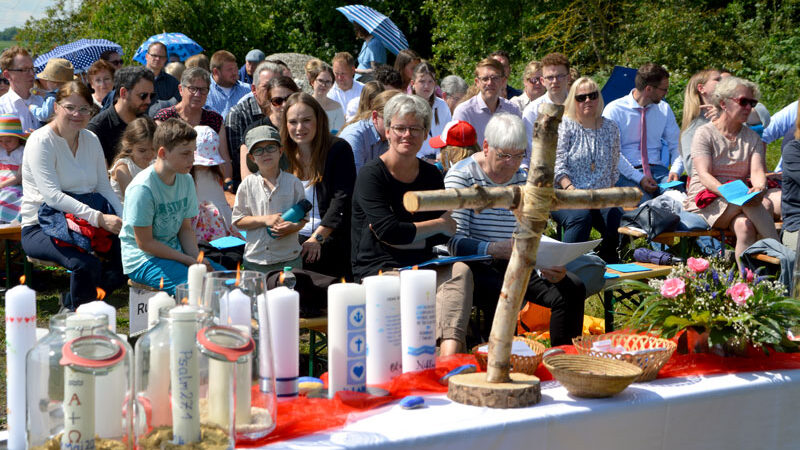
[120,118,219,295]
[109,116,156,202]
[191,125,239,242]
[29,58,75,123]
[0,114,27,223]
[233,125,306,273]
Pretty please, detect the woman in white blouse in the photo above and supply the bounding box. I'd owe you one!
[410,62,452,161]
[20,81,125,311]
[309,64,345,135]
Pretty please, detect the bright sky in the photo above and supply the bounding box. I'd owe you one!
[0,0,61,31]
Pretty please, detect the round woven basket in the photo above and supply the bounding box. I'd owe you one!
[543,354,642,398]
[572,334,676,381]
[472,337,546,375]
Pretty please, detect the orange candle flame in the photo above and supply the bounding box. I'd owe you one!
[378,270,383,276]
[96,287,106,300]
[181,297,189,305]
[19,275,25,285]
[340,277,346,284]
[196,251,204,263]
[159,277,164,290]
[279,271,285,284]
[412,265,419,270]
[235,262,241,286]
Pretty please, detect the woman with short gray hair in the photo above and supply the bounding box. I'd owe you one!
[684,76,779,269]
[154,66,233,181]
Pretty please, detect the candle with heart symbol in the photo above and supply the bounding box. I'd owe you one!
[327,281,367,397]
[5,278,37,450]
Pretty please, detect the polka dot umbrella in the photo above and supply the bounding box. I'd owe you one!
[33,39,123,74]
[132,32,204,65]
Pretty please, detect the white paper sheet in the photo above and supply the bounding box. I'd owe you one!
[535,236,601,268]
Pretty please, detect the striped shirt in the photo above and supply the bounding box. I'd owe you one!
[444,155,526,255]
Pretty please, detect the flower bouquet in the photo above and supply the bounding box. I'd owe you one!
[622,257,800,353]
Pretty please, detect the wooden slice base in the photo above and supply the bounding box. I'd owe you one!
[447,372,541,408]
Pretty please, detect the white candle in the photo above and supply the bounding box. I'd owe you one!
[76,300,116,333]
[266,287,299,398]
[233,326,253,426]
[169,306,201,444]
[327,283,367,397]
[400,270,437,373]
[62,358,95,450]
[148,292,175,330]
[148,323,173,428]
[220,288,252,331]
[255,294,274,393]
[207,326,252,429]
[5,283,36,450]
[187,264,207,306]
[363,275,402,384]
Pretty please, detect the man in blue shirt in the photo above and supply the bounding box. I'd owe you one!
[339,90,399,172]
[205,50,251,117]
[603,63,682,203]
[238,49,265,85]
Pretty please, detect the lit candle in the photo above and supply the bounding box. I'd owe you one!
[148,292,175,330]
[169,306,201,444]
[76,301,116,333]
[363,274,402,384]
[400,269,437,372]
[327,282,367,397]
[266,286,299,398]
[5,283,36,450]
[187,262,207,307]
[220,288,252,332]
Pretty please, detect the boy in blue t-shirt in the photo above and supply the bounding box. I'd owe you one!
[120,118,217,294]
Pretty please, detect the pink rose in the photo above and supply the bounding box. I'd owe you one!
[744,268,754,283]
[660,278,686,298]
[687,257,709,273]
[726,282,753,306]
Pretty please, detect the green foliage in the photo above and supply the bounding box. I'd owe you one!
[0,27,19,41]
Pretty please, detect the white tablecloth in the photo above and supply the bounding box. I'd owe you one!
[264,369,800,449]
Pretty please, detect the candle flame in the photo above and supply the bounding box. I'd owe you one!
[19,275,25,285]
[196,251,204,263]
[181,297,189,305]
[159,277,164,290]
[378,270,383,276]
[340,277,346,284]
[96,287,106,300]
[279,271,285,284]
[412,265,419,270]
[235,262,241,286]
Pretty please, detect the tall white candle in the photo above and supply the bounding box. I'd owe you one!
[148,292,175,330]
[62,358,96,450]
[363,275,402,385]
[187,264,207,306]
[220,288,252,331]
[148,320,173,428]
[266,287,299,398]
[76,300,116,333]
[207,326,252,429]
[400,270,437,373]
[169,306,201,444]
[233,326,253,426]
[327,283,367,397]
[255,294,273,393]
[5,283,36,450]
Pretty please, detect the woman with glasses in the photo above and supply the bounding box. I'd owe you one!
[309,64,345,134]
[552,76,622,263]
[510,60,545,111]
[20,81,126,310]
[153,67,233,183]
[282,92,356,279]
[87,59,116,107]
[683,76,779,268]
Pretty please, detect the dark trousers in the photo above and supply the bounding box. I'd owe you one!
[21,225,126,310]
[551,207,622,264]
[469,261,586,346]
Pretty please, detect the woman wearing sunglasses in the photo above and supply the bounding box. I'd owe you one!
[552,76,622,263]
[683,76,780,268]
[154,67,233,184]
[20,81,126,310]
[282,92,356,279]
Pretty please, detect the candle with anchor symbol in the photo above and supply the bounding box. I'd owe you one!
[327,282,367,397]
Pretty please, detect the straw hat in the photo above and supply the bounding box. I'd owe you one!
[37,58,75,83]
[0,114,30,141]
[193,125,226,166]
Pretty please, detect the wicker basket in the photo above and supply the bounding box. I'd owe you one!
[543,354,642,398]
[572,334,677,381]
[472,337,546,375]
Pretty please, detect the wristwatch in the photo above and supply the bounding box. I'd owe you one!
[311,233,325,243]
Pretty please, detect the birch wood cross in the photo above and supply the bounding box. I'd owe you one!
[403,103,641,401]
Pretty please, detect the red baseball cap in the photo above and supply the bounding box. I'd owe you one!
[429,120,477,149]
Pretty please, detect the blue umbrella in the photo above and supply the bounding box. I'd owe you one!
[34,39,122,74]
[336,5,409,55]
[132,32,204,65]
[600,66,638,105]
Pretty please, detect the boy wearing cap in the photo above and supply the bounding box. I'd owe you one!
[120,118,218,294]
[0,114,28,223]
[233,125,306,273]
[429,120,480,172]
[30,58,74,123]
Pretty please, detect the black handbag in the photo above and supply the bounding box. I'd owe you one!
[621,203,680,240]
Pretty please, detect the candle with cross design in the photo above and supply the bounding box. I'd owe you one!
[327,282,367,397]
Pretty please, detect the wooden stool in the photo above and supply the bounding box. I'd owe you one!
[300,316,328,377]
[128,279,161,337]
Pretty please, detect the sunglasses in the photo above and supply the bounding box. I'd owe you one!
[575,91,599,103]
[731,96,758,108]
[138,92,157,101]
[270,96,288,107]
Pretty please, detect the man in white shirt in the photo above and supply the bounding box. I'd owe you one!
[0,46,43,131]
[327,52,363,121]
[522,53,571,145]
[602,63,682,203]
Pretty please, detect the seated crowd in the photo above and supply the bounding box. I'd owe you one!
[1,40,796,355]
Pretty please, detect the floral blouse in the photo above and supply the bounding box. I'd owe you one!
[555,116,621,189]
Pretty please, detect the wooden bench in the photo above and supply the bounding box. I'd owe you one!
[300,316,328,377]
[602,262,674,331]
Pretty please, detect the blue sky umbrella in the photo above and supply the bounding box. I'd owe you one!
[132,32,204,65]
[336,5,409,55]
[33,39,122,74]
